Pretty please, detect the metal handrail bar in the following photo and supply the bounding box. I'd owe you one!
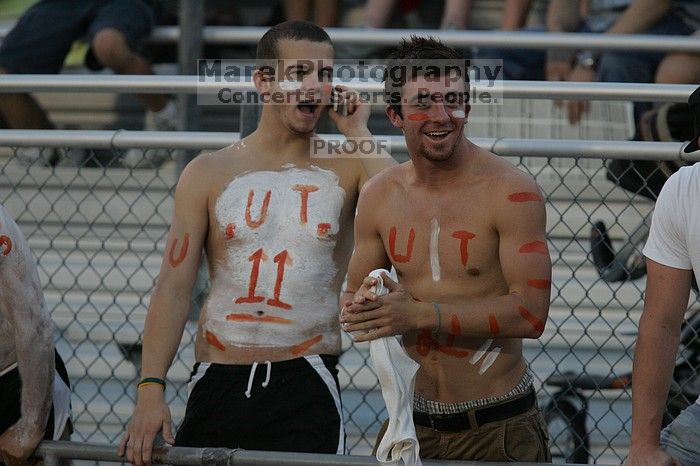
[0,75,695,102]
[2,24,700,52]
[0,129,697,162]
[34,440,613,466]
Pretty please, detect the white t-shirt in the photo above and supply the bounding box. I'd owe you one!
[643,163,700,285]
[643,164,700,404]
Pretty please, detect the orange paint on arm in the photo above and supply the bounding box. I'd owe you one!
[518,306,545,334]
[205,331,226,351]
[292,184,319,225]
[519,241,547,255]
[508,192,542,202]
[290,335,323,355]
[245,189,272,228]
[168,233,190,267]
[451,231,476,266]
[389,226,415,263]
[226,313,292,324]
[488,314,500,336]
[0,235,12,256]
[527,279,551,290]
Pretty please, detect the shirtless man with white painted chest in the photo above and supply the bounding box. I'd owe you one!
[119,21,395,466]
[341,37,552,462]
[0,205,71,466]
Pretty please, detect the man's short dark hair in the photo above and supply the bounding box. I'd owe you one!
[256,20,333,71]
[383,36,468,117]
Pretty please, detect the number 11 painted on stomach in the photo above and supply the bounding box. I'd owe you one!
[235,248,293,310]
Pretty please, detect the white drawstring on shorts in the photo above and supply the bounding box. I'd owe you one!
[244,360,272,398]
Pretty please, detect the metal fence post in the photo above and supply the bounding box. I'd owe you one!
[176,0,205,174]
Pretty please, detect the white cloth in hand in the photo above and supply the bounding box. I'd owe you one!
[368,269,422,466]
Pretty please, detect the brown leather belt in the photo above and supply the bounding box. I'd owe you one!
[413,390,536,432]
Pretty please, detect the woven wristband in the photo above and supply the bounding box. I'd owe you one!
[137,377,166,390]
[431,302,442,338]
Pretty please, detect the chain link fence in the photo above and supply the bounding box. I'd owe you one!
[0,143,697,464]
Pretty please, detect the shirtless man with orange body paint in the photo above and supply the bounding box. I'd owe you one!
[119,21,394,465]
[341,37,552,462]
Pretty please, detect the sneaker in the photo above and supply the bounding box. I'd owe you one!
[55,147,86,167]
[122,100,178,169]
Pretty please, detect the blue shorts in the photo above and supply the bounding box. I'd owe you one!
[661,402,700,466]
[0,0,155,74]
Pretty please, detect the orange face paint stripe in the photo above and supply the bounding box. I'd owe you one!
[407,112,429,121]
[451,231,476,267]
[519,241,547,254]
[0,235,12,256]
[389,226,415,263]
[518,306,545,334]
[290,334,323,355]
[488,314,499,336]
[292,184,320,225]
[226,313,292,324]
[508,192,542,202]
[527,279,551,290]
[450,315,461,334]
[168,233,189,267]
[245,189,272,228]
[205,330,226,351]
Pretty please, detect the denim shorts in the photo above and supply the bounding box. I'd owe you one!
[661,402,700,466]
[0,0,154,74]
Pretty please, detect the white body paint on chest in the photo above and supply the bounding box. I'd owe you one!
[205,166,345,348]
[429,218,440,282]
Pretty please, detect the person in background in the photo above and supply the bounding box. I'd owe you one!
[284,0,341,27]
[0,0,177,168]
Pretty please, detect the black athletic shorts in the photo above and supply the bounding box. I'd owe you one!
[0,350,72,440]
[175,354,345,454]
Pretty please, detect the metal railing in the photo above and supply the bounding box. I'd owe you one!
[35,441,613,466]
[0,129,697,161]
[1,24,700,52]
[0,75,695,103]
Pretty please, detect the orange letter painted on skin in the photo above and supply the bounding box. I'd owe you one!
[292,185,319,225]
[205,331,226,351]
[168,233,190,267]
[245,189,272,228]
[235,248,266,304]
[389,226,415,263]
[225,223,236,240]
[0,235,12,256]
[451,231,476,267]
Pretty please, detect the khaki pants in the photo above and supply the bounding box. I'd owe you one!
[374,404,551,462]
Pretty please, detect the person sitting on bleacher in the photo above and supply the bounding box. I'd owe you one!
[0,0,176,168]
[477,0,698,127]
